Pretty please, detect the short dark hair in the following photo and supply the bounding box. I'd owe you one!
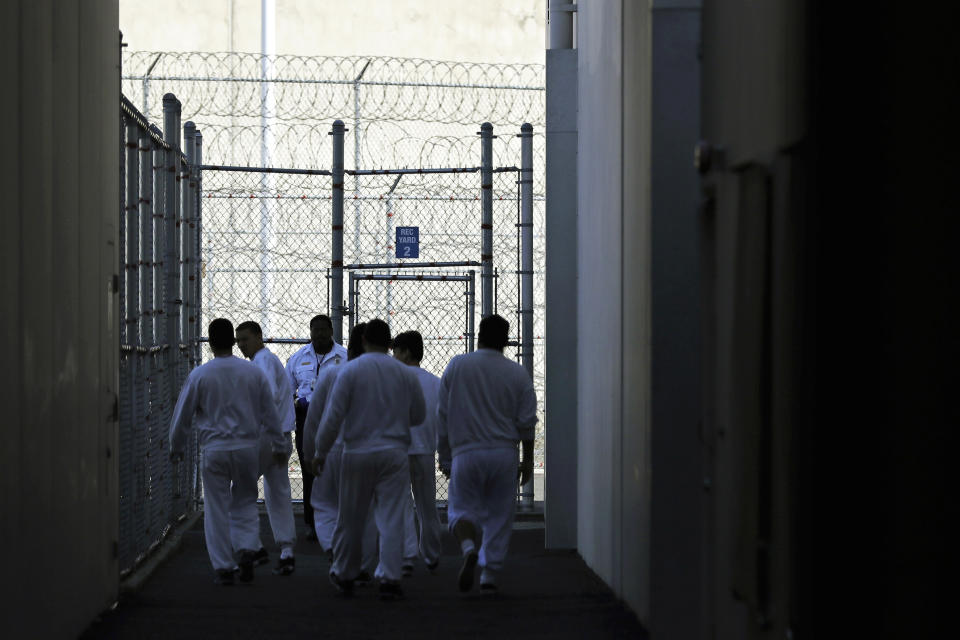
[478,314,509,350]
[310,314,333,330]
[235,320,262,338]
[208,318,236,349]
[347,322,366,360]
[392,330,424,362]
[363,318,391,349]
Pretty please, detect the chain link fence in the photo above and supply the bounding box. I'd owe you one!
[118,94,203,576]
[122,51,546,504]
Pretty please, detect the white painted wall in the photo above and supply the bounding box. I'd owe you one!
[576,0,625,597]
[120,0,546,63]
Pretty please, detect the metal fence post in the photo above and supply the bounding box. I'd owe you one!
[182,122,196,367]
[519,122,535,511]
[468,270,476,352]
[331,119,345,343]
[194,129,203,366]
[162,95,182,501]
[480,122,494,318]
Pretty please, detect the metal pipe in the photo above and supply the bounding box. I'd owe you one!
[162,94,182,387]
[182,122,196,356]
[468,270,476,352]
[194,129,203,364]
[480,122,494,318]
[125,118,141,456]
[519,122,535,511]
[260,0,276,336]
[384,173,402,330]
[346,260,481,270]
[351,274,473,282]
[151,125,165,349]
[199,164,331,175]
[139,130,154,348]
[353,60,371,303]
[347,272,356,335]
[548,0,576,50]
[330,120,346,343]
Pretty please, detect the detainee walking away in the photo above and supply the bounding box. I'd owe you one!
[235,320,298,575]
[437,314,538,594]
[315,318,426,600]
[392,330,444,575]
[169,318,286,585]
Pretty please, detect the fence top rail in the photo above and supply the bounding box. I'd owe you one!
[198,337,310,344]
[347,261,481,270]
[199,164,332,176]
[121,94,185,160]
[199,165,519,176]
[352,273,473,282]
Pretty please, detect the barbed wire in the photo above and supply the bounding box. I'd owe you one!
[124,51,548,491]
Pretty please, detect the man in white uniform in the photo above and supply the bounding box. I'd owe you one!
[392,330,443,575]
[437,314,537,594]
[302,322,378,584]
[235,320,297,575]
[315,318,426,600]
[286,314,347,540]
[169,318,286,585]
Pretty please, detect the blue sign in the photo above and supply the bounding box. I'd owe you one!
[396,226,419,259]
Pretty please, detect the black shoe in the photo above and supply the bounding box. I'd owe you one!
[305,528,318,542]
[238,551,255,583]
[252,547,269,567]
[480,582,499,595]
[401,563,414,578]
[272,556,295,576]
[329,571,354,596]
[458,550,478,592]
[214,569,234,586]
[378,581,404,601]
[355,571,372,587]
[426,560,439,573]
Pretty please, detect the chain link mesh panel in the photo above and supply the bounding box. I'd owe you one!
[123,52,546,501]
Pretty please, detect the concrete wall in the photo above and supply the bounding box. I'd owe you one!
[119,0,546,63]
[573,0,701,630]
[0,2,120,637]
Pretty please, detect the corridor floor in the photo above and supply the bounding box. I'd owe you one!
[81,513,646,639]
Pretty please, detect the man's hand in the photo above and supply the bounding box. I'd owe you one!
[169,451,184,464]
[518,458,534,487]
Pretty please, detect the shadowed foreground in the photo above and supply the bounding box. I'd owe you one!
[82,514,646,639]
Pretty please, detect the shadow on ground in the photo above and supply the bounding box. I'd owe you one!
[81,515,646,639]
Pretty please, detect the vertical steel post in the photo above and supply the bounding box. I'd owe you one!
[182,122,196,364]
[519,123,535,511]
[125,118,141,493]
[480,122,494,318]
[194,129,203,365]
[150,125,165,351]
[139,131,154,350]
[348,272,356,334]
[260,5,276,335]
[163,94,182,398]
[468,270,476,352]
[331,120,346,343]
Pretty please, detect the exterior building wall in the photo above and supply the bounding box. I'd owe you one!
[0,1,121,637]
[120,0,546,63]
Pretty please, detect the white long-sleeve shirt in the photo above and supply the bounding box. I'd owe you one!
[302,366,345,466]
[285,341,347,402]
[252,346,296,433]
[436,348,538,464]
[315,352,426,457]
[169,354,284,454]
[408,366,441,456]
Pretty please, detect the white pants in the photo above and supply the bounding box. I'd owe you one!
[447,447,517,572]
[311,447,378,573]
[333,448,409,582]
[201,446,260,571]
[256,432,296,550]
[403,454,443,566]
